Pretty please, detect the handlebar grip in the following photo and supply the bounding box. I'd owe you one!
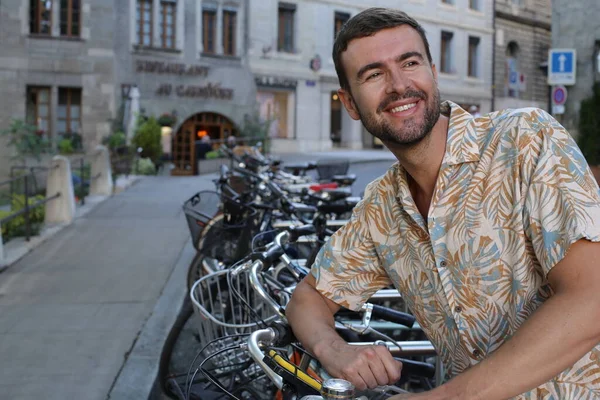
[262,244,285,268]
[288,224,317,242]
[371,304,416,328]
[396,358,436,379]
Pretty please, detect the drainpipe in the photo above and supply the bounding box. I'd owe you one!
[491,0,497,111]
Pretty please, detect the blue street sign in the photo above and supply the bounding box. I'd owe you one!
[548,49,576,85]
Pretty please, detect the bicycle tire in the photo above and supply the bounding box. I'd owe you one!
[158,296,194,399]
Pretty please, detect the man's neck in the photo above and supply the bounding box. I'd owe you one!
[386,115,449,218]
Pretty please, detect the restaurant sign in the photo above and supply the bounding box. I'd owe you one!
[136,60,234,100]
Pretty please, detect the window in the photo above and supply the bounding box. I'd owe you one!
[278,3,296,53]
[30,0,53,35]
[223,9,237,55]
[136,0,153,46]
[202,8,216,53]
[58,88,82,136]
[468,36,480,77]
[469,0,480,10]
[334,11,350,39]
[440,31,454,74]
[441,0,454,4]
[506,42,520,97]
[160,0,176,48]
[26,87,51,136]
[60,0,80,36]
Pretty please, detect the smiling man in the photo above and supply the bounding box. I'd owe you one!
[285,7,600,399]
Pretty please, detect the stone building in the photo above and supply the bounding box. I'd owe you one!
[551,0,600,136]
[0,0,257,178]
[0,0,115,178]
[492,0,552,112]
[248,0,494,152]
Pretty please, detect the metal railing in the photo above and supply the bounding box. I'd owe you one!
[71,156,101,206]
[0,166,61,242]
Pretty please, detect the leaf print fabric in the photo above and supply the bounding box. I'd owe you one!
[311,101,600,399]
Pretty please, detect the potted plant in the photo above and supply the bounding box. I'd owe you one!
[157,112,177,127]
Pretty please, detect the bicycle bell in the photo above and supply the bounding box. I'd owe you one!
[321,378,355,399]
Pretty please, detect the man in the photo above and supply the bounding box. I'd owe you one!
[286,7,600,399]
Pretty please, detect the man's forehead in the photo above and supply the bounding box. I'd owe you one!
[342,26,425,67]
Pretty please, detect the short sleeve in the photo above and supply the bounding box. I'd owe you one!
[310,181,393,311]
[521,110,600,276]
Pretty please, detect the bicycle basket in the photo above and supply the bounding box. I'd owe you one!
[198,199,261,263]
[190,268,279,347]
[316,158,350,181]
[182,191,221,251]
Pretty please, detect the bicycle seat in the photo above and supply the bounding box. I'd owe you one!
[320,188,352,202]
[282,162,317,174]
[331,174,357,186]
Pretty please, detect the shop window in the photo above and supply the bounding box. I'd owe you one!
[26,86,51,137]
[334,11,350,39]
[30,0,53,35]
[468,36,480,77]
[440,31,454,74]
[506,41,520,98]
[57,88,82,136]
[60,0,80,37]
[223,9,237,56]
[278,2,296,53]
[136,0,153,46]
[202,7,216,54]
[160,0,176,49]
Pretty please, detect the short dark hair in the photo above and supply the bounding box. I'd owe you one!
[333,8,433,91]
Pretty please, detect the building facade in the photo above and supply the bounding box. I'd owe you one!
[0,0,116,178]
[248,0,494,152]
[0,0,257,177]
[0,0,495,176]
[551,0,600,137]
[493,0,552,112]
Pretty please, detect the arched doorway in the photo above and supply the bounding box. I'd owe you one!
[171,112,237,176]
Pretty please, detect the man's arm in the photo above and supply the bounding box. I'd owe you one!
[391,239,600,400]
[286,274,402,390]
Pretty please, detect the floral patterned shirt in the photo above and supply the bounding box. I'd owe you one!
[311,101,600,399]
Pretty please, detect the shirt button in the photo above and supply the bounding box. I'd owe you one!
[473,349,482,358]
[439,260,447,268]
[454,305,463,313]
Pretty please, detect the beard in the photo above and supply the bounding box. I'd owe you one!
[355,87,441,146]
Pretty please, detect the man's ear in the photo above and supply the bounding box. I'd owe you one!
[338,88,361,121]
[431,63,438,83]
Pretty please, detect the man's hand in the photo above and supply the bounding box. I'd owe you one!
[316,340,402,390]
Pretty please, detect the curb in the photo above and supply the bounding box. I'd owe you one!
[107,239,196,400]
[0,176,141,273]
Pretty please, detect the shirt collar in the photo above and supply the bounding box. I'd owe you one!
[442,100,481,166]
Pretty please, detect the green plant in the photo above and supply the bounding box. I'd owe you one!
[205,150,221,160]
[577,83,600,166]
[102,131,127,150]
[0,194,46,243]
[132,117,162,164]
[0,119,52,164]
[132,157,157,175]
[239,107,277,153]
[157,113,177,127]
[58,138,74,154]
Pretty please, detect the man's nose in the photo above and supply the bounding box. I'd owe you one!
[385,70,410,95]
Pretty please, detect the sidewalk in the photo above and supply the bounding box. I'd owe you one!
[0,149,395,400]
[0,174,216,400]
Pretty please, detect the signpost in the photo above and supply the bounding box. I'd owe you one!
[551,85,567,115]
[548,49,576,85]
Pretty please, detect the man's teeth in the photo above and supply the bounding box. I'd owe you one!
[390,103,417,113]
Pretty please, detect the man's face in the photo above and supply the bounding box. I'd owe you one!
[338,25,441,146]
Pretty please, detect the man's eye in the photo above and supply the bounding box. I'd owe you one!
[367,72,381,80]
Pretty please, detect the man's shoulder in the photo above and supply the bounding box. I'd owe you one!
[361,163,401,202]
